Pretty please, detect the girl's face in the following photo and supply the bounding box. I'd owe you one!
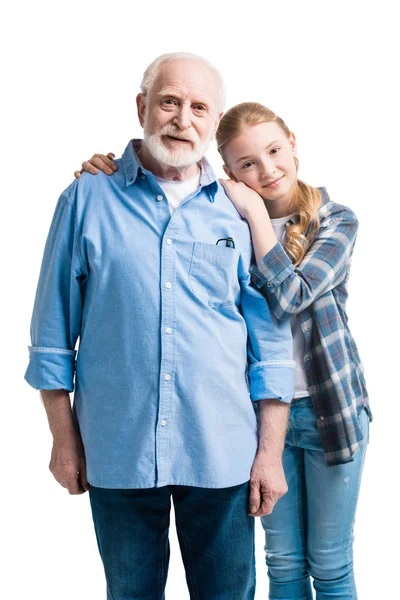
[223,121,297,207]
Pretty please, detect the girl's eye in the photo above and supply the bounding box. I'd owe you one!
[270,147,280,154]
[242,161,253,169]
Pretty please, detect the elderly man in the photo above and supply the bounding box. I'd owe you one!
[25,53,295,600]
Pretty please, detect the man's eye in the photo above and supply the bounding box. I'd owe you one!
[193,105,206,112]
[162,99,177,107]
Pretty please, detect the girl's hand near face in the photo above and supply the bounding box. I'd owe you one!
[220,178,279,263]
[219,178,267,223]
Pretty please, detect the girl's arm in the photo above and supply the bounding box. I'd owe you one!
[74,152,118,178]
[220,178,359,320]
[219,179,279,262]
[250,210,358,319]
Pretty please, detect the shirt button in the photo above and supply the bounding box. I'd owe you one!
[304,325,309,331]
[320,415,325,421]
[267,282,272,287]
[157,194,164,201]
[166,282,172,289]
[306,356,311,361]
[312,386,317,392]
[166,327,172,334]
[164,374,171,381]
[160,419,167,427]
[166,238,172,245]
[141,174,146,180]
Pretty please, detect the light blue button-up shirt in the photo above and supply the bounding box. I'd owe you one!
[25,140,295,489]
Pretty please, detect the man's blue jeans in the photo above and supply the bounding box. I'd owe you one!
[89,482,255,600]
[261,397,369,600]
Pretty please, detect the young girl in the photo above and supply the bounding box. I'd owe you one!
[216,102,371,600]
[78,102,371,600]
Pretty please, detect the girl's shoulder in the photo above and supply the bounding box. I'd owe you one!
[318,187,358,228]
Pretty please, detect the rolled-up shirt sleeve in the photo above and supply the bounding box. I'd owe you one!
[25,189,86,392]
[240,268,295,404]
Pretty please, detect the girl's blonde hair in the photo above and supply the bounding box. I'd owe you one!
[216,102,321,266]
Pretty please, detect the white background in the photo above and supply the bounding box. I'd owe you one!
[1,1,399,598]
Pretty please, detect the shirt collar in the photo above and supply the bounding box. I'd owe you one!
[121,139,218,202]
[121,139,143,186]
[319,186,330,206]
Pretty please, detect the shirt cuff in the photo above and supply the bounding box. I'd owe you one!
[24,346,77,392]
[248,360,296,403]
[250,242,294,289]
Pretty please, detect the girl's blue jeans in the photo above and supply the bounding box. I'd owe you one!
[261,397,369,600]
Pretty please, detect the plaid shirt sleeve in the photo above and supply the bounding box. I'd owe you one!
[250,205,359,319]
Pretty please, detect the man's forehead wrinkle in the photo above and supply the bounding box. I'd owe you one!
[153,62,219,104]
[157,86,212,105]
[157,85,188,97]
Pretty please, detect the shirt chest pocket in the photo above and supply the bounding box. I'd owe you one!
[188,242,238,307]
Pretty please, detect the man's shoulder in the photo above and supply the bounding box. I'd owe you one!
[213,182,249,220]
[77,162,125,192]
[60,163,126,209]
[210,182,253,263]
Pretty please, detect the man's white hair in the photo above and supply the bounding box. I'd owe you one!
[140,52,226,113]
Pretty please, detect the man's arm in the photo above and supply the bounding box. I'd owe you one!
[239,259,295,517]
[25,187,88,493]
[41,390,89,495]
[248,399,289,516]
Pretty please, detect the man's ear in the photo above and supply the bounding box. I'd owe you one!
[212,111,224,138]
[223,164,239,182]
[136,93,146,128]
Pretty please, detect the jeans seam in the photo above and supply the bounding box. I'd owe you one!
[175,513,199,600]
[158,514,169,600]
[296,449,310,596]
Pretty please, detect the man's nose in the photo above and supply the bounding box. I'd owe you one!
[172,105,192,130]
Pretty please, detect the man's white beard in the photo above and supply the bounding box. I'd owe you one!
[143,120,213,168]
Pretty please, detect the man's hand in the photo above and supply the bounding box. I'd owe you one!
[74,152,118,179]
[41,389,89,495]
[49,429,89,495]
[248,452,288,517]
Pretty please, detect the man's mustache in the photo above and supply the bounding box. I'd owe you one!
[157,125,200,145]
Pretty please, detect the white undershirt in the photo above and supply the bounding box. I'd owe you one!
[154,170,201,215]
[270,215,309,399]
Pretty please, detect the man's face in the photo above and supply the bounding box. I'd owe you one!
[137,59,222,168]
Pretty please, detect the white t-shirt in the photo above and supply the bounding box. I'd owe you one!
[154,170,201,215]
[270,215,309,399]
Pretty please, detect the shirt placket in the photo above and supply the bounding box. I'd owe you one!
[155,217,178,487]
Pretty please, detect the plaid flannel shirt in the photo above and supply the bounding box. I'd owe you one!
[250,187,371,466]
